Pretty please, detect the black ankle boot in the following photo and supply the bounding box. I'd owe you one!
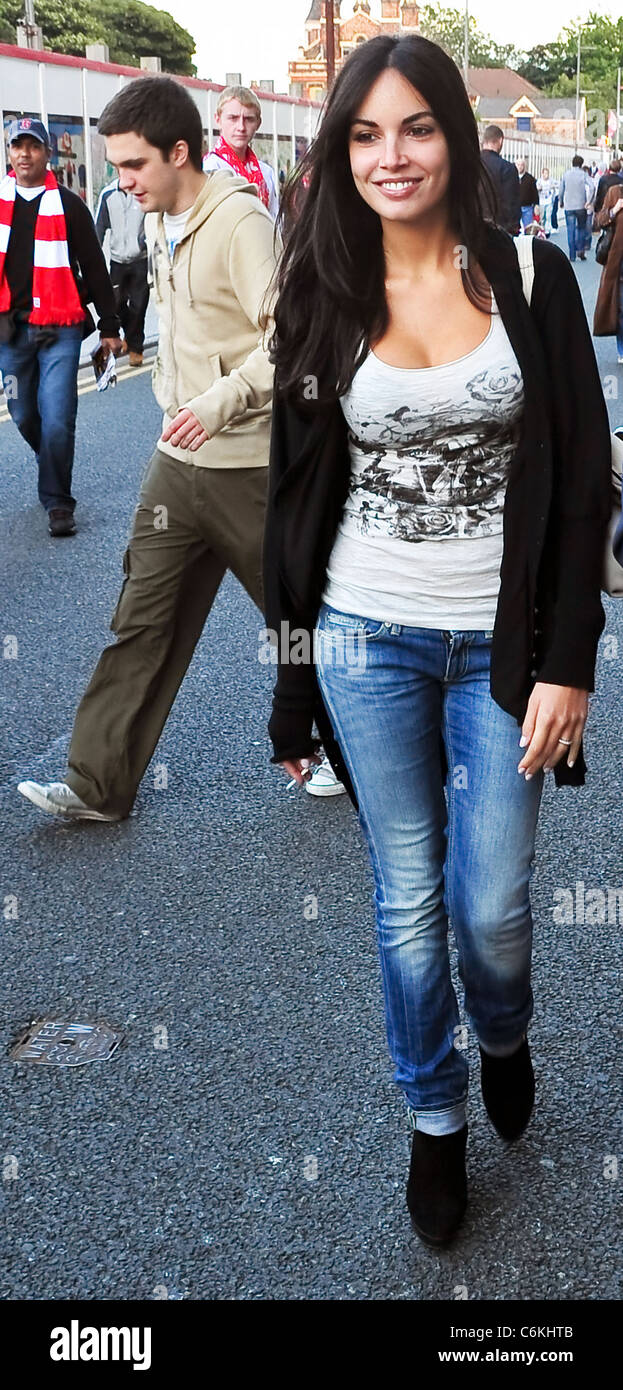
[479,1037,534,1142]
[406,1123,468,1247]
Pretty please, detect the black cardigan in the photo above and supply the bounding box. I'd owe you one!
[263,225,613,804]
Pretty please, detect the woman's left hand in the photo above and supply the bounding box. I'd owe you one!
[517,682,589,779]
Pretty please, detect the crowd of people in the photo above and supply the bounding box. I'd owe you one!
[1,35,622,1251]
[479,121,623,254]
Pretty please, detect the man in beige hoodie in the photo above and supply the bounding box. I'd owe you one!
[18,77,279,821]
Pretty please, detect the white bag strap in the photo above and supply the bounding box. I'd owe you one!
[513,234,535,306]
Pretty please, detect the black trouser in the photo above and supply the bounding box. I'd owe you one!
[109,258,149,354]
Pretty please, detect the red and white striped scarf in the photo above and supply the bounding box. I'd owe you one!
[0,169,85,325]
[212,137,270,209]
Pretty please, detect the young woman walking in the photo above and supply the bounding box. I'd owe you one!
[263,35,612,1247]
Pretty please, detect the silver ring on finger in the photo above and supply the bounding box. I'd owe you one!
[558,738,573,745]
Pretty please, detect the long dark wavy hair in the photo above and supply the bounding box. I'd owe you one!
[271,34,499,404]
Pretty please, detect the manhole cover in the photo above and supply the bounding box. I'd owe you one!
[8,1019,123,1066]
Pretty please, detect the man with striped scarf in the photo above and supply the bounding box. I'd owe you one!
[0,119,121,535]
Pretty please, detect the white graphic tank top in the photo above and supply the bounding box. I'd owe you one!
[322,291,525,629]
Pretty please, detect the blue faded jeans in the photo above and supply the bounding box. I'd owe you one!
[0,322,83,511]
[315,604,544,1136]
[564,208,587,261]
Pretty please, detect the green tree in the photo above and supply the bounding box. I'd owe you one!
[0,0,196,75]
[515,11,623,143]
[418,4,517,69]
[514,42,569,91]
[100,2,197,76]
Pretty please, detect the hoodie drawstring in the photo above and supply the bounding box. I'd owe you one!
[187,229,195,309]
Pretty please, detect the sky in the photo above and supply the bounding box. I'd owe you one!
[153,2,621,90]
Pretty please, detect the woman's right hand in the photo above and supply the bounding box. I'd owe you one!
[610,197,623,219]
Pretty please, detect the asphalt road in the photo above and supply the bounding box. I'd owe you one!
[0,229,622,1302]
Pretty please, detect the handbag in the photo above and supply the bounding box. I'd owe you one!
[514,235,623,596]
[595,223,614,265]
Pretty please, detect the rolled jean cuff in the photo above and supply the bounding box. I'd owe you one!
[406,1097,468,1136]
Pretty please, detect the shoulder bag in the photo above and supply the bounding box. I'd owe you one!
[595,222,614,265]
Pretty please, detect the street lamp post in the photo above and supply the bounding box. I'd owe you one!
[617,65,621,159]
[18,0,43,50]
[463,2,469,91]
[326,0,336,91]
[575,30,581,153]
[574,28,600,155]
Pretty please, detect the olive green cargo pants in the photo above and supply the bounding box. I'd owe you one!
[66,448,266,818]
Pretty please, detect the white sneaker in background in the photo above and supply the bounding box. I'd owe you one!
[305,756,346,797]
[17,781,119,821]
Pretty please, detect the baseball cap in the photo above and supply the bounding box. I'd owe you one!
[8,117,50,147]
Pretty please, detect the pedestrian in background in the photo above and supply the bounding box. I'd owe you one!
[594,158,623,216]
[536,166,556,236]
[0,119,121,536]
[559,155,592,262]
[203,85,280,219]
[96,176,149,366]
[264,32,612,1249]
[515,158,539,231]
[582,163,597,258]
[480,124,520,234]
[593,182,623,364]
[18,76,278,822]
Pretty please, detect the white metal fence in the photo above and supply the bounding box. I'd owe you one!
[0,41,322,214]
[497,133,605,181]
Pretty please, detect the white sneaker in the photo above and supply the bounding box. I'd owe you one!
[17,780,119,821]
[305,756,346,797]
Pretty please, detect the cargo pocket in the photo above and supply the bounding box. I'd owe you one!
[110,547,131,633]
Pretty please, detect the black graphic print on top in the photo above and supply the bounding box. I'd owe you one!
[340,357,525,544]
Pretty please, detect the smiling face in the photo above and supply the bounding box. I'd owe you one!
[348,68,451,226]
[217,99,261,157]
[103,131,191,213]
[9,135,49,186]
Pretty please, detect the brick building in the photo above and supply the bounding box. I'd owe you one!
[289,1,420,100]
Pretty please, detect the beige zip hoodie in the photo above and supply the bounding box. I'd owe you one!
[146,171,279,468]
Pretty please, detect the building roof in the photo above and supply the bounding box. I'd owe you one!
[476,95,577,118]
[305,0,342,20]
[467,66,541,99]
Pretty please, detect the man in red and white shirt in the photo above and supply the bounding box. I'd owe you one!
[202,85,280,220]
[0,118,121,535]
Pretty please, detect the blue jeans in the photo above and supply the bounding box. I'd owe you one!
[520,205,534,229]
[565,208,587,261]
[0,322,83,510]
[584,210,594,252]
[315,605,544,1135]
